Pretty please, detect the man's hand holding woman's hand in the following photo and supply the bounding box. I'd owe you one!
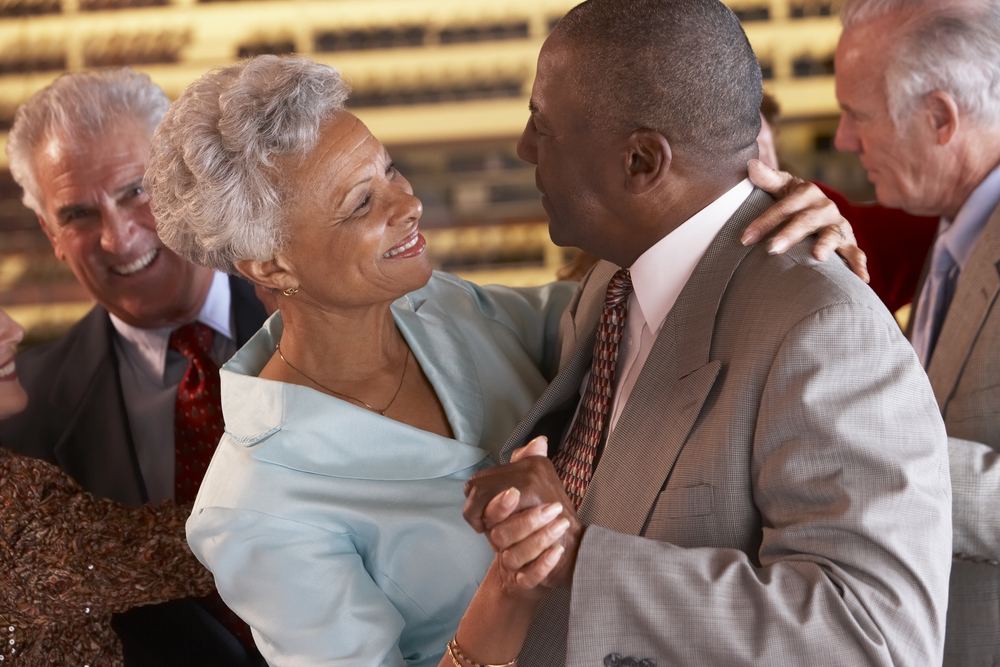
[464,437,585,593]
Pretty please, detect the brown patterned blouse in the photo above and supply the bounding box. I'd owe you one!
[0,447,215,667]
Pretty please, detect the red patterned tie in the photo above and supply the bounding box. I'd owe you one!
[170,322,223,504]
[552,268,633,509]
[170,322,258,651]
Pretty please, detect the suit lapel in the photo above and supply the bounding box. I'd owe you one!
[926,203,1000,410]
[50,307,148,503]
[500,261,618,463]
[579,189,771,534]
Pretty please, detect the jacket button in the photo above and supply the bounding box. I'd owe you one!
[603,654,622,667]
[621,659,638,667]
[639,661,657,667]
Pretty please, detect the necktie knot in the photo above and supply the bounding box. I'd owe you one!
[605,269,633,308]
[170,322,214,360]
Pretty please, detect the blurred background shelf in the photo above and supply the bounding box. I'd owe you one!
[0,0,865,342]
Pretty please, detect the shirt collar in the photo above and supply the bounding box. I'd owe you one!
[939,161,1000,269]
[630,178,754,335]
[110,270,233,380]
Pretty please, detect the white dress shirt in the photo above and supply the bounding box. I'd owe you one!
[109,271,236,503]
[569,178,754,438]
[912,162,1000,366]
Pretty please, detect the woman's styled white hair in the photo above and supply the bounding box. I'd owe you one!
[7,67,170,222]
[146,55,351,274]
[841,0,1000,128]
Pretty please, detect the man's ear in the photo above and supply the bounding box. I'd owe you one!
[233,255,298,295]
[37,214,65,262]
[925,90,960,146]
[623,130,672,194]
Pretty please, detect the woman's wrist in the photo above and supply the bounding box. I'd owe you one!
[450,559,542,666]
[447,637,517,667]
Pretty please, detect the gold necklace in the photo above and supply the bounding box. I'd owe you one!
[276,341,411,416]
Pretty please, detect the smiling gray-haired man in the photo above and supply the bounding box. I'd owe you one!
[833,0,1000,663]
[0,68,267,667]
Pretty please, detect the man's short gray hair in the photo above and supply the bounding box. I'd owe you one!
[841,0,1000,127]
[6,67,170,220]
[555,0,762,165]
[145,55,350,274]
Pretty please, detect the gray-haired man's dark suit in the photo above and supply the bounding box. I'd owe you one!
[0,275,267,667]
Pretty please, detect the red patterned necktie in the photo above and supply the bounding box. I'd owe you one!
[170,322,257,651]
[170,322,223,504]
[552,268,633,509]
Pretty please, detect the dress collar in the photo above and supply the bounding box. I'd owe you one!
[221,295,490,481]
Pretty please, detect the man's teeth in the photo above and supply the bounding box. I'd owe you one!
[112,249,158,276]
[383,235,418,258]
[0,359,14,379]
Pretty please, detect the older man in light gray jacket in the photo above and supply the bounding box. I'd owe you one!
[834,0,1000,663]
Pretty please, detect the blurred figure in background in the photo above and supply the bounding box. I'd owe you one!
[0,68,267,667]
[0,307,216,666]
[835,0,1000,662]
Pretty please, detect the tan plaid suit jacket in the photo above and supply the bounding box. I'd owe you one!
[500,189,953,666]
[917,200,1000,667]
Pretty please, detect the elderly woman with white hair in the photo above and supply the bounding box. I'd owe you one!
[146,55,576,667]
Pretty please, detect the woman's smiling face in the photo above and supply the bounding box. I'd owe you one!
[276,112,431,309]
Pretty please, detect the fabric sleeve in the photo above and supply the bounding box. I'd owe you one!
[187,506,408,667]
[949,436,1000,560]
[1,449,215,615]
[470,280,577,379]
[566,302,952,666]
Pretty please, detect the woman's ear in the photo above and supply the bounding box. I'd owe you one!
[233,256,297,294]
[623,129,672,194]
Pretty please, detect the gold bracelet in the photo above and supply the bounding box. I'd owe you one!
[448,638,518,667]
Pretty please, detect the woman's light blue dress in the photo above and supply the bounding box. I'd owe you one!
[186,272,574,667]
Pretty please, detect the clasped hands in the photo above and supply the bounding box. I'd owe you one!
[463,436,584,597]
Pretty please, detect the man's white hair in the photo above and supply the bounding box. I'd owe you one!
[145,55,351,275]
[6,67,170,222]
[841,0,1000,128]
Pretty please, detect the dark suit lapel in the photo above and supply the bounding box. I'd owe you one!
[229,274,269,347]
[579,189,771,534]
[50,307,148,504]
[927,203,1000,410]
